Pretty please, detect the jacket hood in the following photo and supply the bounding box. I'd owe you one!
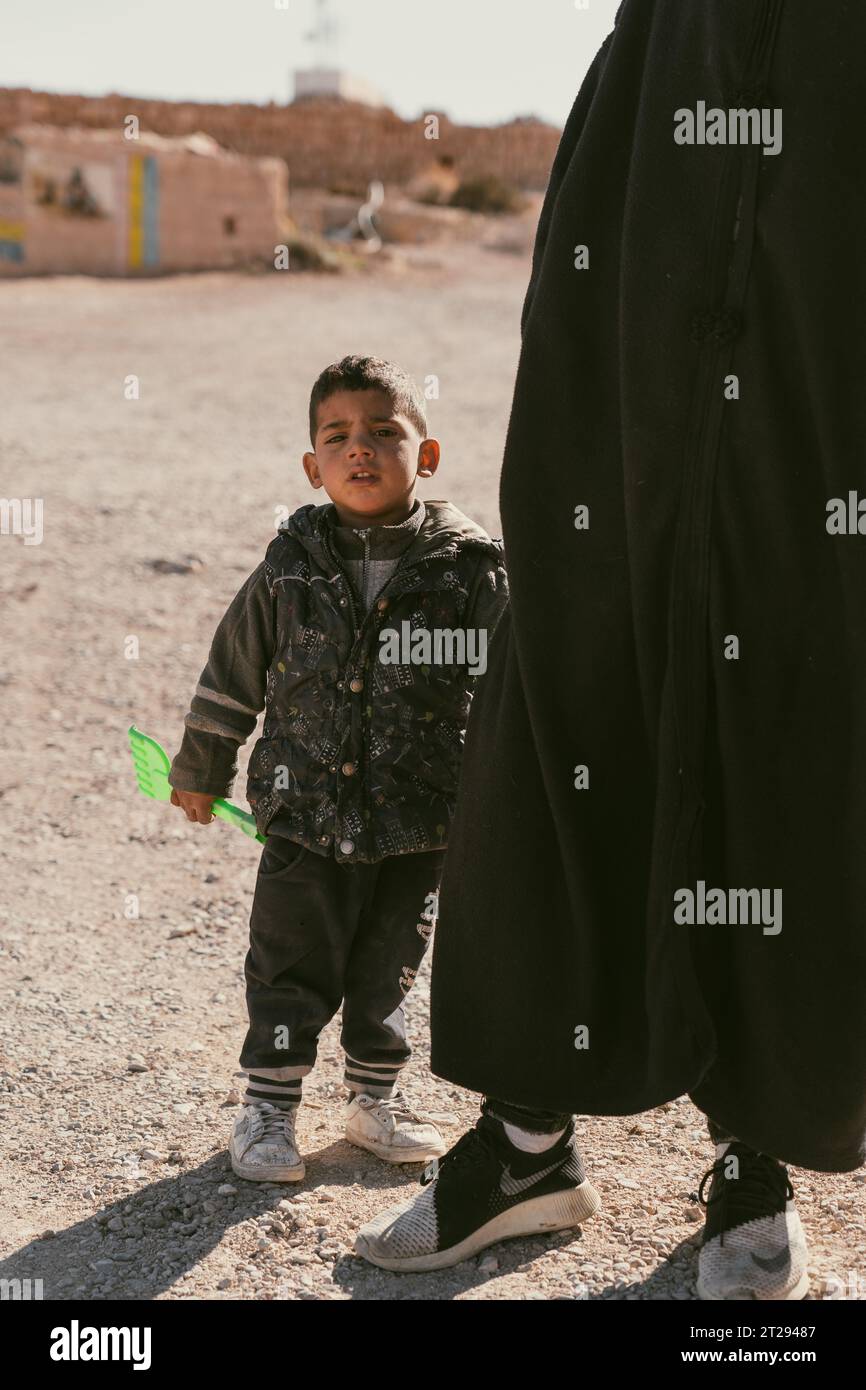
[279,499,502,568]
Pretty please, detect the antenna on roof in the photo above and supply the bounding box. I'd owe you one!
[304,0,340,65]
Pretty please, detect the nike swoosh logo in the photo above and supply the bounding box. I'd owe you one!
[750,1249,791,1273]
[500,1159,563,1196]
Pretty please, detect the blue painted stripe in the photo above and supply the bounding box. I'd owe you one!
[143,156,159,267]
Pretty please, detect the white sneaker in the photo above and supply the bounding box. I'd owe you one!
[229,1102,305,1183]
[345,1091,447,1164]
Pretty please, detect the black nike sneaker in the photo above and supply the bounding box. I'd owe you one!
[695,1140,809,1300]
[354,1112,601,1272]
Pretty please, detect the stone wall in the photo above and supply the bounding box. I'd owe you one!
[0,88,561,193]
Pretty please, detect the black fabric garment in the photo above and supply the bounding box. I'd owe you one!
[430,0,866,1172]
[240,834,446,1103]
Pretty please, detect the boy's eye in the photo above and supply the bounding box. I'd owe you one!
[324,428,396,443]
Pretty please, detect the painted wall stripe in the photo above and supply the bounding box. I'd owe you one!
[143,155,159,266]
[128,154,159,270]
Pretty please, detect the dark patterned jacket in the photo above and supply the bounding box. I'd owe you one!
[168,499,508,863]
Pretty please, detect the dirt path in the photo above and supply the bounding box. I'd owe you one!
[1,248,863,1300]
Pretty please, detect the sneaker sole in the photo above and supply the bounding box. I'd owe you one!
[230,1152,306,1183]
[355,1179,602,1271]
[345,1131,447,1165]
[697,1269,811,1301]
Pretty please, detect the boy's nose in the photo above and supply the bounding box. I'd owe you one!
[347,437,375,458]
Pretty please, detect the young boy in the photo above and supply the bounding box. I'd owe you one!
[167,355,508,1183]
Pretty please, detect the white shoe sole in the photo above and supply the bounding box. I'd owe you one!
[230,1150,306,1183]
[345,1129,446,1165]
[697,1269,810,1301]
[356,1179,602,1271]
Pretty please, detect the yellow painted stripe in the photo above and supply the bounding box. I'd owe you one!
[0,219,24,241]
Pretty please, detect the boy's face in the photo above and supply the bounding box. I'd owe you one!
[303,387,439,528]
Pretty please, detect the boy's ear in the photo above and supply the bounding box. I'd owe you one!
[303,451,323,488]
[417,437,440,478]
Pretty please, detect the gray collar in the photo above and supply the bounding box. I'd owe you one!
[327,498,426,560]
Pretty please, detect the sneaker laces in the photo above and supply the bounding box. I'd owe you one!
[693,1144,794,1241]
[251,1103,294,1143]
[365,1091,426,1126]
[419,1124,497,1187]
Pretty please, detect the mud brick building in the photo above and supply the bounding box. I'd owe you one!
[0,124,288,276]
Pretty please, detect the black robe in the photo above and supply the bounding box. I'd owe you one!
[429,0,866,1173]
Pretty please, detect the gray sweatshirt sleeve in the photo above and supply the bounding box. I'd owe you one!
[168,560,275,798]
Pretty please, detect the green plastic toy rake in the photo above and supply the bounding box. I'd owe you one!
[127,725,265,844]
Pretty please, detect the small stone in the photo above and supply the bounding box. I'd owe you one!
[217,1184,237,1196]
[127,1063,149,1073]
[478,1255,499,1274]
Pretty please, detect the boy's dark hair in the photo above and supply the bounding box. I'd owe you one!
[309,355,428,445]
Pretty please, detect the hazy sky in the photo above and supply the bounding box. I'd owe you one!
[2,0,620,128]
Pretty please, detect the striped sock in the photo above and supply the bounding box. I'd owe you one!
[243,1071,305,1110]
[344,1054,404,1099]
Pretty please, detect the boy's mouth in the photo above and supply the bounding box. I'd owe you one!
[347,468,379,485]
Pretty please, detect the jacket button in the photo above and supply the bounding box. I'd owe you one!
[318,835,329,845]
[341,761,357,776]
[376,598,389,611]
[339,598,347,607]
[329,765,337,773]
[336,680,344,690]
[349,677,363,693]
[339,838,354,855]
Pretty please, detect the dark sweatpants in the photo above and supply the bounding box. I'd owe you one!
[239,835,446,1110]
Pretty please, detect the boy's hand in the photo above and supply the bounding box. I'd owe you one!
[170,788,216,824]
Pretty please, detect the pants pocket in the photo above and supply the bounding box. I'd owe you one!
[257,835,309,880]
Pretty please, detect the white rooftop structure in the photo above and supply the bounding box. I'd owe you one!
[293,68,385,107]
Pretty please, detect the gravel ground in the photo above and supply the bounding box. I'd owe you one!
[1,243,864,1301]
